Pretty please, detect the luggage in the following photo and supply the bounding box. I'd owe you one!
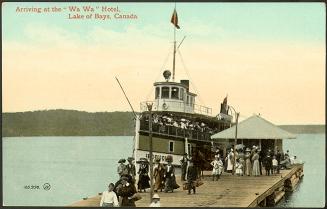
[132,193,142,201]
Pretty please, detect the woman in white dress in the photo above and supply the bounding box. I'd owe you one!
[227,149,234,173]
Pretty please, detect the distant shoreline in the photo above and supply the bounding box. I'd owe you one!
[2,109,325,137]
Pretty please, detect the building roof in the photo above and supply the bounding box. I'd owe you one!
[211,114,296,140]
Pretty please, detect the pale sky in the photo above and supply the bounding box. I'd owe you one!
[2,2,325,124]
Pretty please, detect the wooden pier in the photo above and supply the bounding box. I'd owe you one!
[70,164,303,207]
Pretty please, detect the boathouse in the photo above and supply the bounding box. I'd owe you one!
[211,114,296,157]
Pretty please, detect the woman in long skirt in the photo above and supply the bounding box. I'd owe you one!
[153,158,165,192]
[245,148,252,176]
[252,150,260,176]
[137,162,150,192]
[226,149,234,173]
[164,155,177,192]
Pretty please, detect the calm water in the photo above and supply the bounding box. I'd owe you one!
[2,134,325,207]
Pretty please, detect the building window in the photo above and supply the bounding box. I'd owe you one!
[161,87,170,98]
[169,141,174,153]
[171,87,179,99]
[180,88,184,100]
[155,87,160,99]
[186,95,189,104]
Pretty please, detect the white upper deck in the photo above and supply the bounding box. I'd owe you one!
[140,79,212,116]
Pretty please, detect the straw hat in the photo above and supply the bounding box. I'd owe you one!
[152,193,160,199]
[245,148,251,152]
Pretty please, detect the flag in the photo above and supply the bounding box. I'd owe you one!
[171,9,180,29]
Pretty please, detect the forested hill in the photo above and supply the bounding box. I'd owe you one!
[2,110,325,137]
[2,110,135,136]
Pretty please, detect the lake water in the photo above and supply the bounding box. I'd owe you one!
[2,134,325,207]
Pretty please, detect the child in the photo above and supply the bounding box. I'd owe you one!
[211,155,223,181]
[100,183,119,207]
[235,159,243,176]
[272,156,278,174]
[149,193,161,207]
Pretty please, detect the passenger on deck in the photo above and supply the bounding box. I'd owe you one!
[153,157,165,192]
[116,176,137,207]
[163,155,179,192]
[251,149,260,176]
[137,159,150,192]
[280,155,291,169]
[126,157,136,183]
[211,154,223,181]
[258,149,264,175]
[276,150,282,174]
[186,159,198,194]
[180,153,188,181]
[235,159,243,176]
[245,148,252,176]
[272,156,278,174]
[264,154,272,176]
[226,149,234,173]
[117,159,128,178]
[100,183,119,207]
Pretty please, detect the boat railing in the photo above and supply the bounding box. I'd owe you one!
[139,120,213,142]
[140,100,212,116]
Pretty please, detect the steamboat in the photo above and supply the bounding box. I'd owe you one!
[132,8,235,171]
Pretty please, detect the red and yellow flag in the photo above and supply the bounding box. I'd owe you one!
[170,9,180,29]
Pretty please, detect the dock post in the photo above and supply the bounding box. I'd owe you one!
[146,102,154,203]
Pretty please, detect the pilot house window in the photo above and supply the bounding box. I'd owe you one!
[171,87,179,99]
[155,87,160,99]
[161,87,169,98]
[180,88,184,100]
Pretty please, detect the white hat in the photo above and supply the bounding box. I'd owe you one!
[152,193,160,199]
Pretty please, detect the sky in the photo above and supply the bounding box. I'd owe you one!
[2,2,325,125]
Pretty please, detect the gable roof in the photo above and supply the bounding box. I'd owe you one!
[211,115,296,140]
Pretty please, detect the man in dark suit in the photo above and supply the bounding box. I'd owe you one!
[276,150,282,174]
[186,160,198,195]
[264,154,273,176]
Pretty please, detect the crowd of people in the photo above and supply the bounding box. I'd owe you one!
[221,146,301,177]
[100,147,301,207]
[100,155,193,207]
[140,113,219,138]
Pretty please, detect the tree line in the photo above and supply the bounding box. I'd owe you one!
[2,109,135,137]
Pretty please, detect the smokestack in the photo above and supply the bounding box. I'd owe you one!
[180,80,189,91]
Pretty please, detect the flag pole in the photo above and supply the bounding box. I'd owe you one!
[172,3,177,81]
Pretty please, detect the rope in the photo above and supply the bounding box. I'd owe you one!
[145,45,174,101]
[177,49,206,106]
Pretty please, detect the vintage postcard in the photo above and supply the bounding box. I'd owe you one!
[2,1,325,207]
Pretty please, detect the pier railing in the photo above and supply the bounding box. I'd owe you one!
[139,120,213,142]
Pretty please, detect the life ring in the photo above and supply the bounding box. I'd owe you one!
[162,103,168,110]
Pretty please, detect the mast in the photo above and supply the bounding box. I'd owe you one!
[172,2,177,81]
[173,23,176,81]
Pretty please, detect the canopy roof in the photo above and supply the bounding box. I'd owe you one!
[211,115,296,140]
